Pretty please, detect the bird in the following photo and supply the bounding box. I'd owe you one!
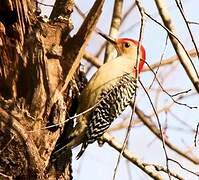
[55,32,146,159]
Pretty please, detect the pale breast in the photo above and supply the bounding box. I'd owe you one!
[77,56,135,114]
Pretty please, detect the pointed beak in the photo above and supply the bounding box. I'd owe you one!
[98,31,117,45]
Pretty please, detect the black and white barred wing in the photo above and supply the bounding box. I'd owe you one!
[87,74,137,144]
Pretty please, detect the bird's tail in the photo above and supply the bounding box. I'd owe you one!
[76,141,88,159]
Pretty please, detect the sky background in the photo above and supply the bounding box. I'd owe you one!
[39,0,199,179]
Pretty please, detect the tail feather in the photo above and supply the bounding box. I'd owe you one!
[76,142,88,159]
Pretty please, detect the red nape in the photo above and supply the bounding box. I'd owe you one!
[118,38,146,73]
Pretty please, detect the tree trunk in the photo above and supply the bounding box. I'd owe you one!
[0,0,104,179]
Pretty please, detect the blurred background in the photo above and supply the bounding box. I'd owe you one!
[39,0,199,179]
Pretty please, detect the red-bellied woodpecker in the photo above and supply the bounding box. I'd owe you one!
[57,32,146,159]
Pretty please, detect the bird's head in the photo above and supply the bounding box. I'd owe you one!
[98,32,146,73]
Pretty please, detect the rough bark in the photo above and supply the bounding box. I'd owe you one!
[0,0,104,179]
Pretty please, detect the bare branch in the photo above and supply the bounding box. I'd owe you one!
[143,163,184,180]
[74,4,86,18]
[83,52,102,68]
[102,133,164,180]
[37,1,54,7]
[154,0,199,93]
[135,107,199,164]
[113,1,145,179]
[188,21,199,26]
[107,118,141,132]
[149,35,168,89]
[104,0,123,62]
[61,0,105,93]
[50,0,74,19]
[143,48,199,71]
[144,61,197,109]
[168,158,199,177]
[195,122,199,146]
[102,133,186,180]
[122,2,136,24]
[139,79,171,179]
[175,0,199,61]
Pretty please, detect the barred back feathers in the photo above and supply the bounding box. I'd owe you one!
[76,73,137,158]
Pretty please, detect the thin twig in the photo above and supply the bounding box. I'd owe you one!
[120,1,179,36]
[188,21,199,26]
[139,80,171,179]
[28,76,126,133]
[112,107,135,180]
[113,1,145,179]
[144,60,197,109]
[143,48,199,72]
[145,11,199,78]
[37,1,54,7]
[135,107,199,164]
[169,111,195,132]
[175,0,199,62]
[149,35,168,89]
[168,158,199,177]
[74,4,86,18]
[153,0,199,92]
[145,11,198,77]
[194,122,199,146]
[122,2,136,24]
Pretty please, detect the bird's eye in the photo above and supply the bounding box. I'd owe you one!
[124,42,130,48]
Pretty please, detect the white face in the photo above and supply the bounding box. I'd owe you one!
[98,32,146,72]
[114,39,146,73]
[115,40,140,59]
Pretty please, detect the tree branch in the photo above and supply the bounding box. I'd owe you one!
[50,0,74,19]
[61,0,105,93]
[104,0,123,62]
[102,133,184,180]
[154,0,199,93]
[135,107,199,164]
